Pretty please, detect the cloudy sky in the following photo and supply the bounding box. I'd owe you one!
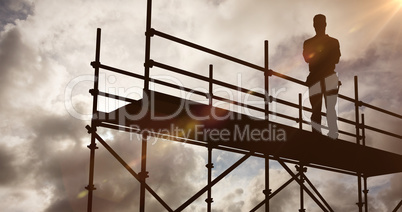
[0,0,401,211]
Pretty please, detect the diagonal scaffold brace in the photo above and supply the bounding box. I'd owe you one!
[250,172,301,212]
[174,152,252,212]
[277,157,334,212]
[85,125,173,212]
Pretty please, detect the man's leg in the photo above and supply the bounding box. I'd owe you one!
[309,82,323,134]
[325,74,339,139]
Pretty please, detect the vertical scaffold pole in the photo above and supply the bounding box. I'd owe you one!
[206,65,214,211]
[354,76,363,212]
[361,114,369,212]
[264,40,271,212]
[296,164,306,212]
[139,132,149,212]
[363,177,368,212]
[206,147,214,212]
[299,93,303,130]
[209,65,213,106]
[86,28,101,212]
[144,0,153,92]
[361,114,366,146]
[264,156,270,212]
[354,76,361,145]
[139,0,152,211]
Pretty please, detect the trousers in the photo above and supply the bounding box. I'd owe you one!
[308,73,339,135]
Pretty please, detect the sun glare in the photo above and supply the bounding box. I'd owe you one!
[351,0,402,45]
[393,0,402,7]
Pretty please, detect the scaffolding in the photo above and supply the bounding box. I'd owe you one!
[85,1,402,211]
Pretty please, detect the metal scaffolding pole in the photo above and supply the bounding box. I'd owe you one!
[264,156,270,212]
[298,93,303,130]
[363,176,369,212]
[296,164,307,212]
[139,133,149,212]
[206,147,214,211]
[361,114,369,212]
[140,0,152,210]
[86,129,98,212]
[206,65,214,211]
[144,0,152,92]
[86,28,101,212]
[264,40,271,212]
[354,76,364,212]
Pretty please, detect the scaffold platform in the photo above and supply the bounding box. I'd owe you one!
[97,91,402,178]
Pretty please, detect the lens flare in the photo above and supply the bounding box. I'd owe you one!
[77,190,88,199]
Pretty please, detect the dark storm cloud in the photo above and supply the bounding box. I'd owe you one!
[0,28,25,95]
[0,0,34,30]
[44,198,74,212]
[26,114,206,212]
[20,113,138,212]
[0,114,87,211]
[337,26,402,104]
[336,29,402,155]
[270,34,310,77]
[0,144,19,185]
[0,27,49,112]
[0,22,85,211]
[24,114,88,211]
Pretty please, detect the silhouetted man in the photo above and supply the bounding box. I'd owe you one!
[303,14,341,139]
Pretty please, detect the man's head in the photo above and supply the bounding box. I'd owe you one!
[313,14,326,35]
